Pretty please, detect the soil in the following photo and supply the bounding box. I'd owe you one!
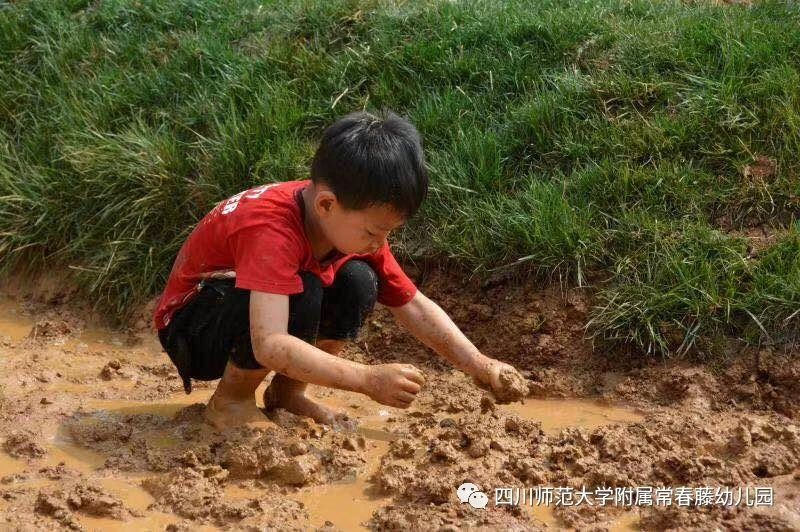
[0,268,798,531]
[494,368,530,403]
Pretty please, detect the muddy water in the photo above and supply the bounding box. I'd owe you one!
[46,436,108,473]
[524,504,640,531]
[502,399,643,531]
[0,295,647,530]
[86,391,214,419]
[261,384,401,529]
[74,478,183,532]
[280,387,644,530]
[0,451,27,478]
[501,398,644,435]
[0,441,179,531]
[0,296,34,342]
[0,295,159,353]
[295,388,398,530]
[223,421,394,530]
[0,391,217,531]
[293,436,390,530]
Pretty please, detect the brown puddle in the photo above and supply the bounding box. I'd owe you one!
[292,436,390,530]
[0,449,27,478]
[223,422,394,530]
[0,296,35,342]
[0,294,645,530]
[0,295,157,352]
[0,440,179,531]
[524,504,641,531]
[86,391,214,418]
[274,385,400,530]
[501,398,643,435]
[498,399,643,530]
[0,391,219,531]
[1,391,644,531]
[76,478,187,532]
[283,389,644,530]
[47,436,108,473]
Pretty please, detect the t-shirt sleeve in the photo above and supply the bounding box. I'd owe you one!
[364,243,418,307]
[229,223,305,295]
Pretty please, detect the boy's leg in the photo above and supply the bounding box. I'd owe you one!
[264,261,378,426]
[262,271,347,425]
[181,279,273,429]
[264,339,349,427]
[205,272,345,429]
[162,275,345,430]
[205,361,271,429]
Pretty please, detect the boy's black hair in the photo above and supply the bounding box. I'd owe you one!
[310,109,428,218]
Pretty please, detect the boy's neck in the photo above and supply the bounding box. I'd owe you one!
[300,186,336,261]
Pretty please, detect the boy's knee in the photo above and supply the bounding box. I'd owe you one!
[318,260,378,342]
[294,271,324,307]
[287,271,324,342]
[336,260,378,309]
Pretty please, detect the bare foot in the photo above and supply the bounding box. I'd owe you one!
[204,393,271,430]
[263,377,357,431]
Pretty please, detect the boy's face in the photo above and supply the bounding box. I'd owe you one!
[315,192,406,255]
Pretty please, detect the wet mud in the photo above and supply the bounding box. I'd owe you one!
[0,271,798,530]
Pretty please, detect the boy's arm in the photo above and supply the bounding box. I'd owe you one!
[388,290,523,393]
[249,290,424,408]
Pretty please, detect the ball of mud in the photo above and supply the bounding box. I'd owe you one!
[493,368,528,404]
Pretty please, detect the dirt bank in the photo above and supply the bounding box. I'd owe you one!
[0,269,798,530]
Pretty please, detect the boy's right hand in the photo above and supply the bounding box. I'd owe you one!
[363,363,425,408]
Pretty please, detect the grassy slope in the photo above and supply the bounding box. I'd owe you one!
[1,0,798,356]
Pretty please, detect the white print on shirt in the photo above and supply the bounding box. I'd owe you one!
[221,183,278,215]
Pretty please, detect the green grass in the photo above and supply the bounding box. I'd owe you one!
[1,0,799,357]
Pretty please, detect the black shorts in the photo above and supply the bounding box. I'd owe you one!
[157,259,378,393]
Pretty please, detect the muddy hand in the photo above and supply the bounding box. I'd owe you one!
[363,363,425,408]
[474,360,528,404]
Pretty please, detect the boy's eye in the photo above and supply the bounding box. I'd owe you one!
[366,230,376,237]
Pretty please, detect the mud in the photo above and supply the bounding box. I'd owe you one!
[0,269,798,530]
[493,368,530,404]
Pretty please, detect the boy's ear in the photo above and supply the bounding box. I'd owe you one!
[314,189,338,217]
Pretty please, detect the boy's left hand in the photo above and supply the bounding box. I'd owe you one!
[388,292,528,402]
[474,359,529,403]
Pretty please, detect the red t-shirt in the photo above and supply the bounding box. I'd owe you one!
[153,180,417,330]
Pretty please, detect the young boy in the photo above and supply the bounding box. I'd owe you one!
[154,110,525,430]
